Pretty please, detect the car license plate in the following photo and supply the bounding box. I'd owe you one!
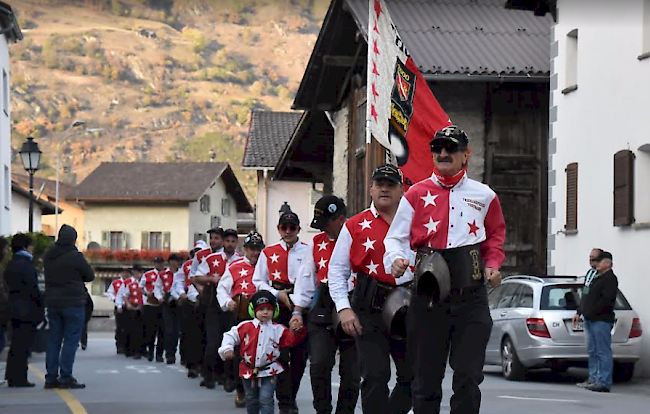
[572,321,584,331]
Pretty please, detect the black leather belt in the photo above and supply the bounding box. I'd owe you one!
[353,272,412,311]
[416,243,484,290]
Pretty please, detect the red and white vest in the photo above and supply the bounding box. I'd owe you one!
[262,243,290,285]
[312,232,335,286]
[159,269,174,293]
[126,279,144,306]
[228,258,257,298]
[142,269,159,293]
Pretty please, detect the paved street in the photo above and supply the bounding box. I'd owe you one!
[1,332,649,414]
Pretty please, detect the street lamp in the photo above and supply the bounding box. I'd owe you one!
[279,202,292,215]
[55,121,103,238]
[19,137,42,233]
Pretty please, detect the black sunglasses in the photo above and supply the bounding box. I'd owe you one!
[430,141,462,154]
[279,224,298,232]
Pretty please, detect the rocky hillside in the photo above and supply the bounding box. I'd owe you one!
[9,0,329,200]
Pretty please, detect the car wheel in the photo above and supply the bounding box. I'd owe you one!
[501,337,526,381]
[613,362,635,382]
[550,361,569,374]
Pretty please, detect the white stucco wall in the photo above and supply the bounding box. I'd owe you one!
[11,190,43,234]
[330,107,350,203]
[0,36,11,235]
[549,0,650,376]
[256,175,316,245]
[188,176,238,247]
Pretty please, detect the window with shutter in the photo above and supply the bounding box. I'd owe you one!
[613,150,635,226]
[141,231,149,250]
[163,232,171,250]
[565,163,578,232]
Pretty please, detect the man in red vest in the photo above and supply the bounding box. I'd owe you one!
[253,211,311,414]
[117,266,145,360]
[105,267,129,355]
[385,126,506,414]
[329,164,414,414]
[140,257,165,362]
[154,253,183,364]
[294,195,360,414]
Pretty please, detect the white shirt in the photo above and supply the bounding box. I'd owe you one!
[170,268,199,302]
[217,256,249,311]
[252,240,311,301]
[115,277,136,309]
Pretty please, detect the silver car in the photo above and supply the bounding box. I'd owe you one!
[484,276,643,381]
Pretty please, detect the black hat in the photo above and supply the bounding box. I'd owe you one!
[223,228,238,238]
[132,264,144,271]
[207,227,224,236]
[430,125,469,148]
[243,231,265,248]
[250,290,277,313]
[278,211,300,226]
[595,251,613,262]
[168,253,182,262]
[153,256,164,263]
[372,163,403,185]
[311,195,346,231]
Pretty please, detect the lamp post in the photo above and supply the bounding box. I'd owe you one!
[279,202,292,215]
[19,137,42,233]
[55,121,103,238]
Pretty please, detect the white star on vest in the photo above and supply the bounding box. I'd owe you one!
[272,270,282,280]
[269,253,280,263]
[317,257,328,269]
[421,191,438,208]
[243,352,252,364]
[239,268,249,277]
[366,260,379,275]
[424,217,440,235]
[243,371,252,379]
[359,218,373,230]
[362,237,376,252]
[210,257,221,267]
[240,280,249,290]
[317,240,329,251]
[243,334,250,346]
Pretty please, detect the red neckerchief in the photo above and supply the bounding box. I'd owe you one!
[433,167,466,188]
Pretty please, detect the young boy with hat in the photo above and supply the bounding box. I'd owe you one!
[219,290,306,414]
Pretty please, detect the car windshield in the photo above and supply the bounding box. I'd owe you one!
[540,284,632,311]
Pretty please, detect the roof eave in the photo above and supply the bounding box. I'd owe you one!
[424,73,550,83]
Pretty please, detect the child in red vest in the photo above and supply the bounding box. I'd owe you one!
[219,290,305,414]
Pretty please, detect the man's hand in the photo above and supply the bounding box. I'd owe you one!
[227,300,237,312]
[339,308,362,337]
[485,268,502,287]
[391,258,409,279]
[223,350,235,360]
[179,293,188,302]
[572,313,582,326]
[116,307,123,314]
[278,290,293,310]
[290,314,303,331]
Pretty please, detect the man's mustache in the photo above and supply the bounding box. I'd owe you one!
[436,156,453,162]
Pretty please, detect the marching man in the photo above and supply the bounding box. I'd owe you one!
[384,125,506,414]
[140,257,165,363]
[293,196,360,414]
[154,253,183,364]
[253,211,311,414]
[329,164,414,414]
[217,231,265,407]
[116,266,145,360]
[105,267,129,355]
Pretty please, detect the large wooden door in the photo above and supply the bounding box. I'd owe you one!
[485,83,549,275]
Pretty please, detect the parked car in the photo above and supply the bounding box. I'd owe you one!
[484,275,642,381]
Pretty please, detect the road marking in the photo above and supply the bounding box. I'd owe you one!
[29,365,89,414]
[96,369,120,374]
[125,365,161,373]
[498,395,581,403]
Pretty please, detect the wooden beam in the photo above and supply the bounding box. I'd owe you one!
[323,55,357,67]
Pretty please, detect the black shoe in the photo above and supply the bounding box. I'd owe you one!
[188,368,199,378]
[81,344,87,351]
[167,358,176,365]
[586,383,610,393]
[224,378,237,393]
[8,382,35,388]
[58,378,86,389]
[117,348,125,355]
[234,391,246,408]
[156,356,164,363]
[44,381,59,389]
[147,355,154,362]
[134,354,142,360]
[217,376,224,386]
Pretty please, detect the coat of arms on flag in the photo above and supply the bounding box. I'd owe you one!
[366,0,451,188]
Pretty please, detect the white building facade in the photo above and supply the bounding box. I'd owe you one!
[548,0,650,376]
[0,3,22,235]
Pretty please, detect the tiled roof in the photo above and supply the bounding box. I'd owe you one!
[345,0,552,76]
[12,173,75,200]
[242,111,303,169]
[68,162,253,212]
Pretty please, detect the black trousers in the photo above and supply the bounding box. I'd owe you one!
[125,308,144,357]
[276,306,309,411]
[223,315,245,393]
[308,321,360,414]
[202,305,230,381]
[355,306,412,414]
[5,320,37,385]
[182,302,205,371]
[143,305,164,359]
[406,286,492,414]
[114,307,128,351]
[162,301,181,361]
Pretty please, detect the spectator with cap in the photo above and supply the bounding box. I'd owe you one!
[574,251,619,392]
[253,210,311,414]
[43,225,95,389]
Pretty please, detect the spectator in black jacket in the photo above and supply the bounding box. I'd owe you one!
[0,236,10,363]
[4,234,44,388]
[43,225,95,389]
[573,250,618,393]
